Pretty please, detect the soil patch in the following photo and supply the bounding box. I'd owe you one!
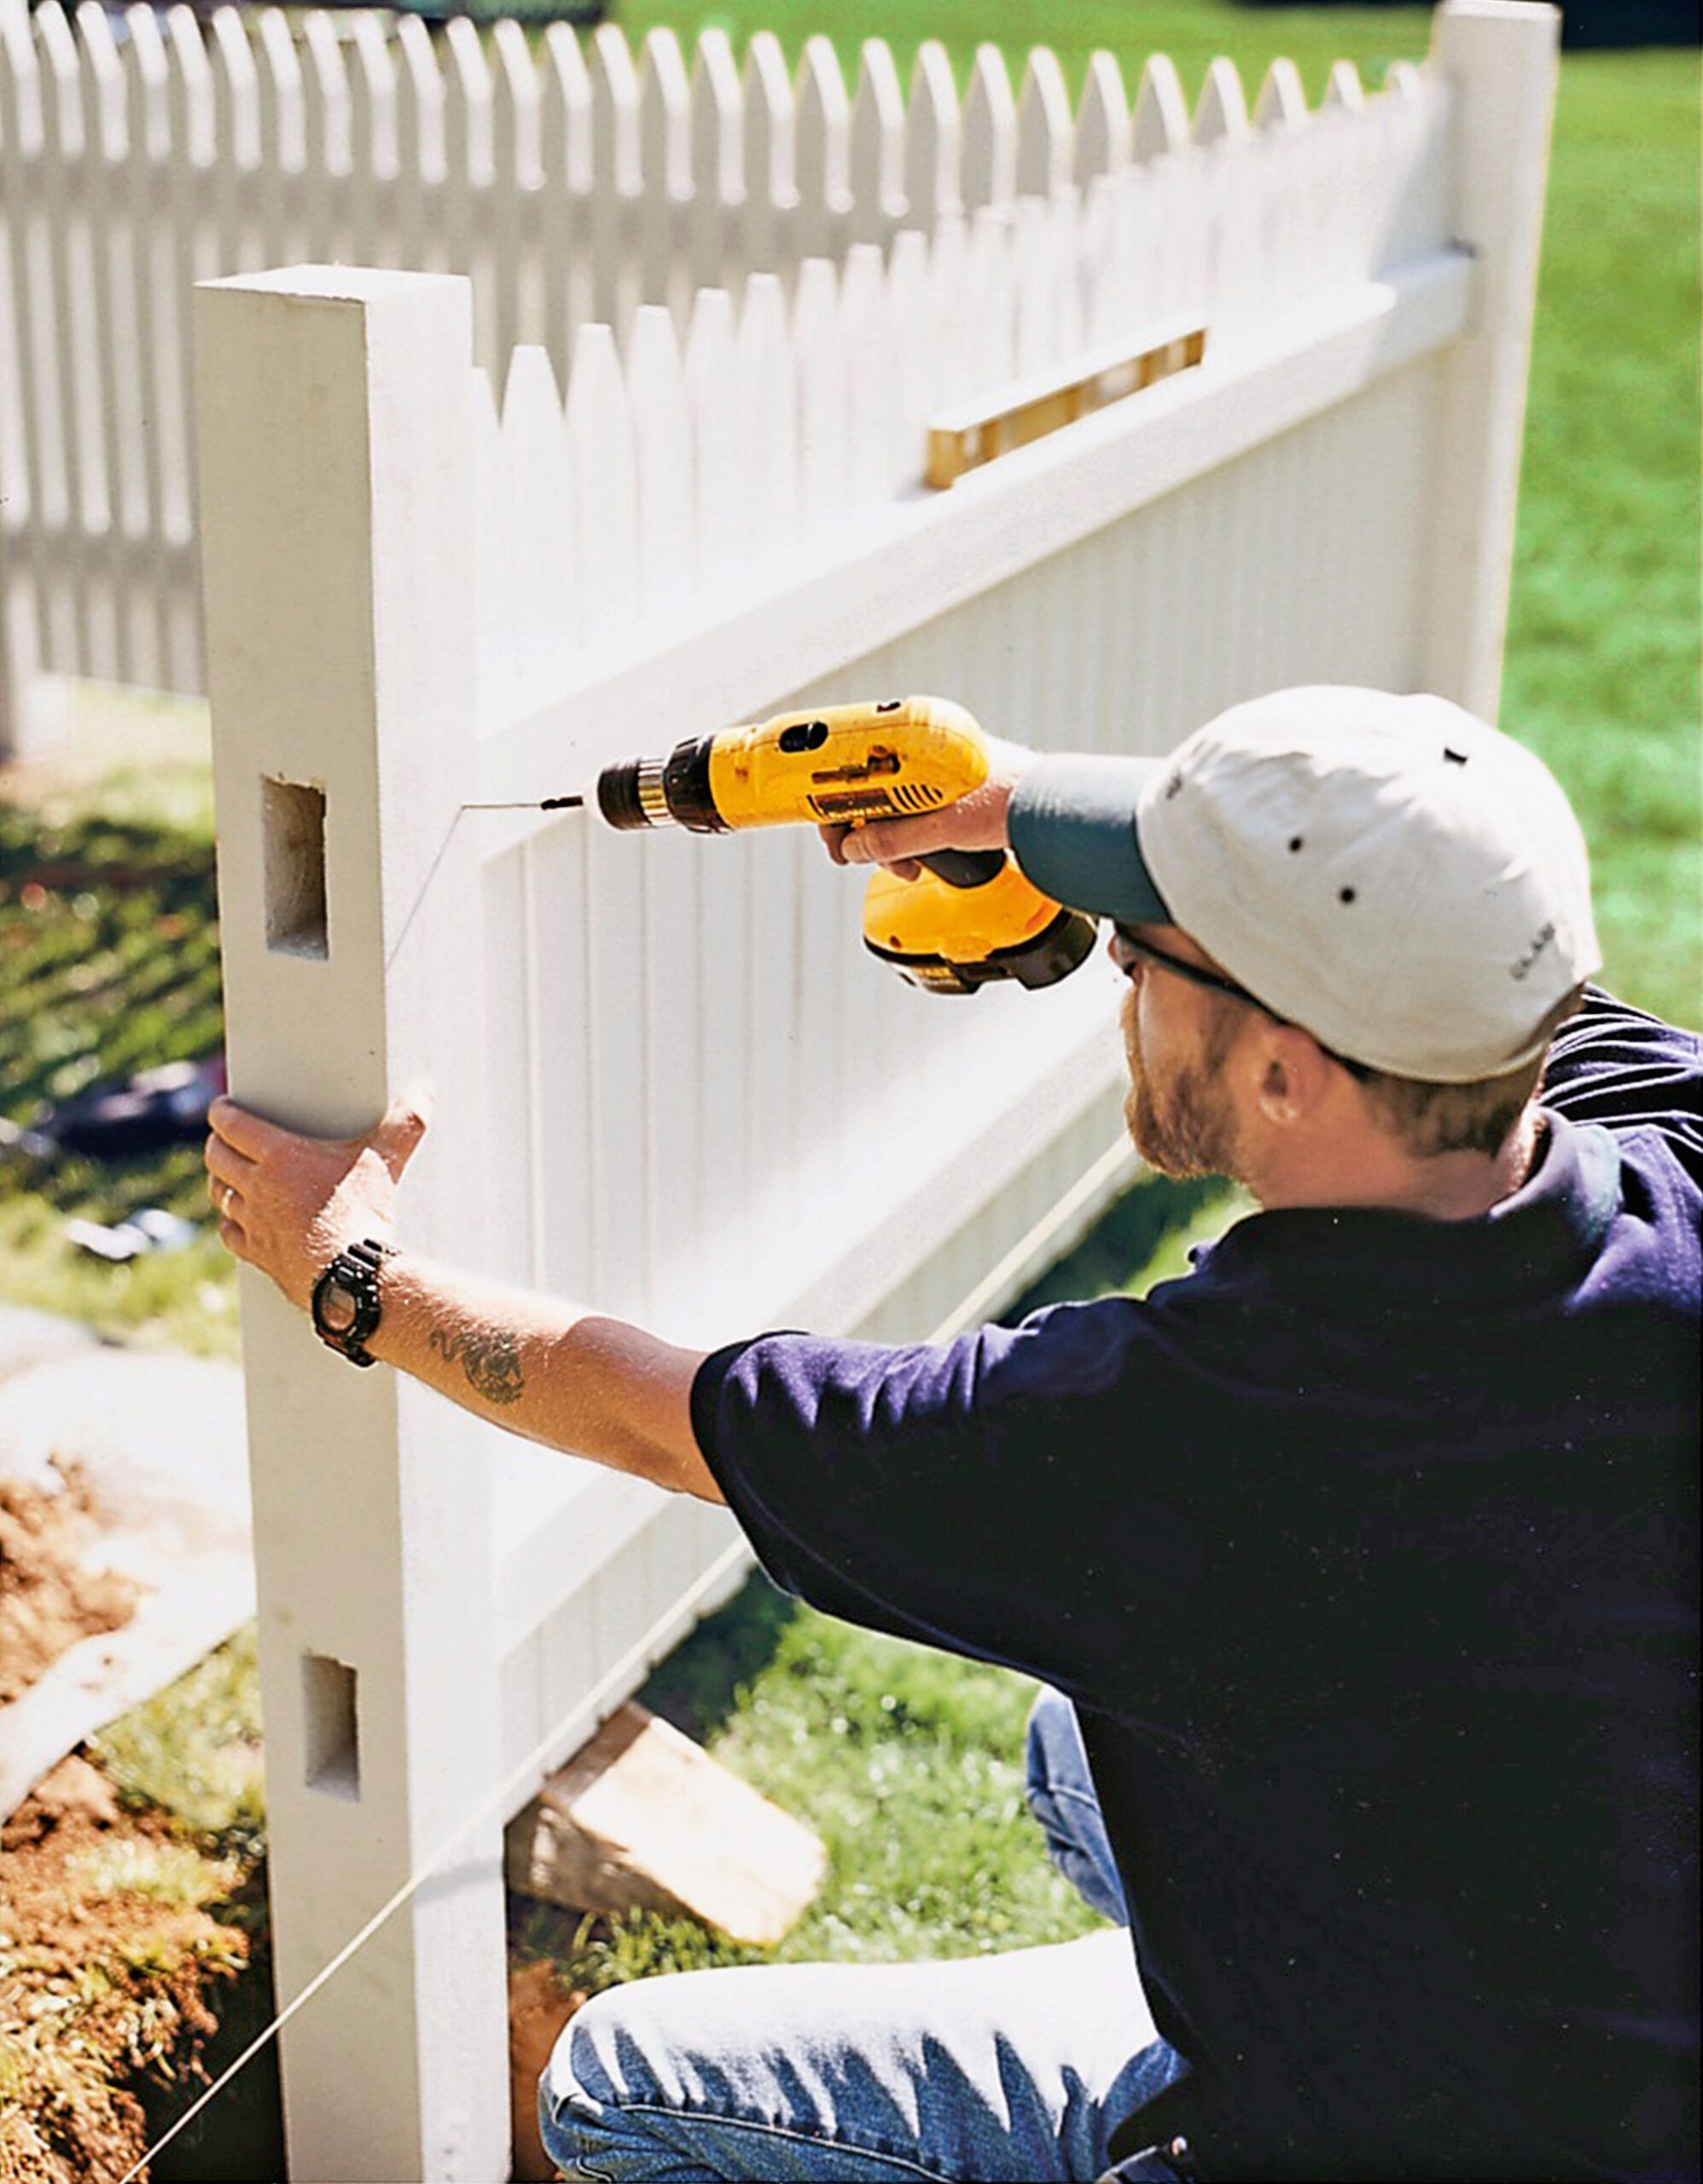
[0,1755,252,2184]
[0,1466,139,1705]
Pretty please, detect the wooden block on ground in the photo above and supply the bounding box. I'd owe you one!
[505,1702,827,1946]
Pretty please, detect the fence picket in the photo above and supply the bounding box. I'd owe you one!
[638,26,689,312]
[566,318,638,630]
[792,254,844,523]
[1016,45,1070,200]
[884,224,931,486]
[1011,195,1052,376]
[491,21,538,360]
[206,8,256,276]
[683,284,741,573]
[963,200,1014,394]
[794,35,849,265]
[37,3,90,671]
[962,43,1015,211]
[1254,56,1306,131]
[298,12,349,264]
[628,303,693,613]
[496,343,573,694]
[688,26,740,292]
[590,21,640,333]
[740,31,792,282]
[1132,54,1189,162]
[345,15,393,271]
[540,20,590,377]
[838,241,887,504]
[1192,55,1248,147]
[74,3,128,677]
[1075,51,1130,189]
[904,38,958,229]
[924,207,972,406]
[444,17,493,367]
[1325,59,1367,112]
[737,268,798,547]
[118,4,171,682]
[849,38,904,247]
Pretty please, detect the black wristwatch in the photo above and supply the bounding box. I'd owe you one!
[310,1239,395,1368]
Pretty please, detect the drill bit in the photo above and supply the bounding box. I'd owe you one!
[462,795,584,812]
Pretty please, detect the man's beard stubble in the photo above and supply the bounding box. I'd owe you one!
[1121,986,1244,1182]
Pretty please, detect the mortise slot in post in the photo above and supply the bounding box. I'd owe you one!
[302,1651,360,1799]
[263,775,328,958]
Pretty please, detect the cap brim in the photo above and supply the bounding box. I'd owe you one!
[1007,755,1171,924]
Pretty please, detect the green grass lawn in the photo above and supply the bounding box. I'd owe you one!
[1,0,1696,2018]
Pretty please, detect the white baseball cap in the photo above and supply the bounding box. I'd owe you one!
[1008,687,1600,1083]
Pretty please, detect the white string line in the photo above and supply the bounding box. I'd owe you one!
[120,1131,1137,2181]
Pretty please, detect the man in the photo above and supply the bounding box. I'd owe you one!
[206,688,1699,2182]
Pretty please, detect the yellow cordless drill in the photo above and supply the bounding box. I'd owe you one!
[595,697,1098,995]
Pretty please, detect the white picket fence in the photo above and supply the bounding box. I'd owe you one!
[189,3,1558,2179]
[7,0,1440,749]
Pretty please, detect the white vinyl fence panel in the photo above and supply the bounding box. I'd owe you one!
[3,0,1346,743]
[189,5,1557,2179]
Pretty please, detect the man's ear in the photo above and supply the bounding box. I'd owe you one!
[1253,1025,1336,1128]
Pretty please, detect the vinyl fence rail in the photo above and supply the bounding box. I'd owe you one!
[189,4,1560,2178]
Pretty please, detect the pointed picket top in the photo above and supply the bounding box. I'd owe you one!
[904,38,958,227]
[962,43,1016,209]
[0,0,40,163]
[497,341,575,660]
[299,11,353,177]
[566,318,638,630]
[639,26,689,197]
[884,224,932,486]
[963,200,1014,393]
[736,269,798,544]
[1131,54,1189,164]
[793,253,846,523]
[1075,50,1130,187]
[163,3,214,167]
[344,13,395,181]
[1193,56,1248,147]
[249,5,301,175]
[386,11,439,189]
[683,283,744,574]
[850,38,904,236]
[1323,60,1365,113]
[36,3,82,163]
[76,2,130,162]
[741,30,793,214]
[1253,56,1306,132]
[689,26,741,203]
[837,240,888,504]
[540,20,590,192]
[590,19,640,194]
[626,303,693,611]
[795,32,849,256]
[1383,58,1425,102]
[924,208,973,407]
[1011,195,1054,376]
[444,16,495,188]
[1015,45,1070,200]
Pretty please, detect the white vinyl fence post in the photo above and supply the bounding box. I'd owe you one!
[194,266,509,2184]
[1420,0,1560,721]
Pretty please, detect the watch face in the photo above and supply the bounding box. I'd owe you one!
[319,1279,362,1335]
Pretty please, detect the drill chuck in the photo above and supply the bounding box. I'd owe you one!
[597,739,725,833]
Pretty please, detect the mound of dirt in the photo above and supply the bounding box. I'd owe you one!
[0,1466,139,1706]
[0,1755,250,2184]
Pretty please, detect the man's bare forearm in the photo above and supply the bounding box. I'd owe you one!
[367,1252,722,1503]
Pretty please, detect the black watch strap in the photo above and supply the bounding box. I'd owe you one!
[310,1238,395,1368]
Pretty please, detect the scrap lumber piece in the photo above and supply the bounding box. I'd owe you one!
[505,1702,827,1946]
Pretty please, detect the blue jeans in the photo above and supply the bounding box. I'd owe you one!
[539,1687,1189,2181]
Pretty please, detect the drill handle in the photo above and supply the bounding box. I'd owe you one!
[917,848,1008,891]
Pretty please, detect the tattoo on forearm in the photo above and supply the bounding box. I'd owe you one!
[427,1325,525,1407]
